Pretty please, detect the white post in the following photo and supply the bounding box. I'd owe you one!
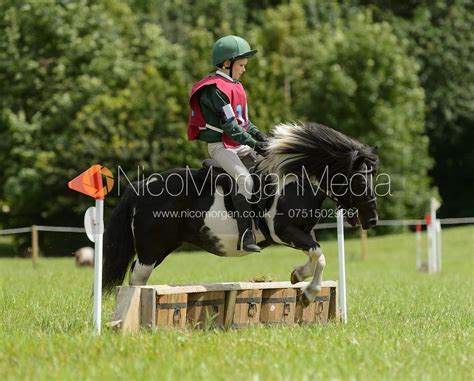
[430,217,437,272]
[436,220,442,272]
[336,208,347,323]
[430,198,441,273]
[427,220,433,273]
[93,198,104,335]
[415,222,422,271]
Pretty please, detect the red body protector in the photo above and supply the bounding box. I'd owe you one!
[188,75,249,148]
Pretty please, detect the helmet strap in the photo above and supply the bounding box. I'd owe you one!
[219,60,235,80]
[229,60,235,79]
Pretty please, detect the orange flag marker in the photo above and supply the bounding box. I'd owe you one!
[68,165,114,199]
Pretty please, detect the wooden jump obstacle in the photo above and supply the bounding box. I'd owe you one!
[110,280,339,334]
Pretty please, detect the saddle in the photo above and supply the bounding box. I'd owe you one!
[202,158,227,172]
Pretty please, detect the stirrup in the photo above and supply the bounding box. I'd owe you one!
[239,228,261,252]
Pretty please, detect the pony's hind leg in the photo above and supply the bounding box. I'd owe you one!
[129,260,156,286]
[129,243,182,286]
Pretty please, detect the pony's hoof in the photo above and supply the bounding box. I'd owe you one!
[290,270,301,284]
[300,291,312,308]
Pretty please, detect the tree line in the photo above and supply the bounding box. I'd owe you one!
[0,0,471,253]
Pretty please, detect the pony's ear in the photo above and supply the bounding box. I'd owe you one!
[371,145,378,154]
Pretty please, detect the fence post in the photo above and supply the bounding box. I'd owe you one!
[336,208,347,323]
[436,220,442,272]
[31,225,39,267]
[415,221,422,271]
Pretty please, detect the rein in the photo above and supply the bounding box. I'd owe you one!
[315,160,377,212]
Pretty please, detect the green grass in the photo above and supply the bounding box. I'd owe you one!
[1,226,473,380]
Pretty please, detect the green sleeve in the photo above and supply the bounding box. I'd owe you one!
[221,118,257,147]
[246,121,261,137]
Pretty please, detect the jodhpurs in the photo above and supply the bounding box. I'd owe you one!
[207,142,255,200]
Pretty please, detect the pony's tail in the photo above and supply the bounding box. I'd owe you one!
[102,187,135,295]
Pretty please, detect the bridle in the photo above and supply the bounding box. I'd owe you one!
[325,166,377,212]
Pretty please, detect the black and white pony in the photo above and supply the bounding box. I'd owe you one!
[103,122,379,305]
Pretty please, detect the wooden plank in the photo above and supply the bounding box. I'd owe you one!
[295,286,331,325]
[295,290,316,325]
[260,288,296,325]
[232,289,262,328]
[113,281,340,331]
[109,286,141,334]
[140,288,156,330]
[329,281,340,322]
[141,280,337,295]
[224,290,237,329]
[314,287,331,324]
[156,293,187,328]
[187,291,225,328]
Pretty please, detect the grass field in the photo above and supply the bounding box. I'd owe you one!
[0,226,473,380]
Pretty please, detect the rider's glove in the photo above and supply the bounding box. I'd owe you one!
[254,141,268,157]
[254,131,268,142]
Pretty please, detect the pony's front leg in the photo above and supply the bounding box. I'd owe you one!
[290,230,318,284]
[301,246,326,307]
[290,255,316,284]
[275,225,323,305]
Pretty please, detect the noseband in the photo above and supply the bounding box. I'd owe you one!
[326,166,377,212]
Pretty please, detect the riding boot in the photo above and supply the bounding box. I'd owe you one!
[233,193,261,252]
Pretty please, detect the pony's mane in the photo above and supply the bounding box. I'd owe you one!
[257,122,378,179]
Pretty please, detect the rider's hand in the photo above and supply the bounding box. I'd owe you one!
[254,141,268,157]
[254,131,268,142]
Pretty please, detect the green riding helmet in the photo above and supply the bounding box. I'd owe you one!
[211,35,257,67]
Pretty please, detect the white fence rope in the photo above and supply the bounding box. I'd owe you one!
[0,217,472,235]
[0,227,33,235]
[0,226,86,235]
[315,217,474,230]
[35,226,86,233]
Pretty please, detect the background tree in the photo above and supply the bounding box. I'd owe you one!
[250,3,431,220]
[0,0,455,254]
[357,0,473,217]
[0,1,193,253]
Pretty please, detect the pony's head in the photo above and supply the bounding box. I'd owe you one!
[338,147,379,229]
[257,122,379,229]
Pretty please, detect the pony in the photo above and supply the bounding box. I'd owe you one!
[102,122,379,305]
